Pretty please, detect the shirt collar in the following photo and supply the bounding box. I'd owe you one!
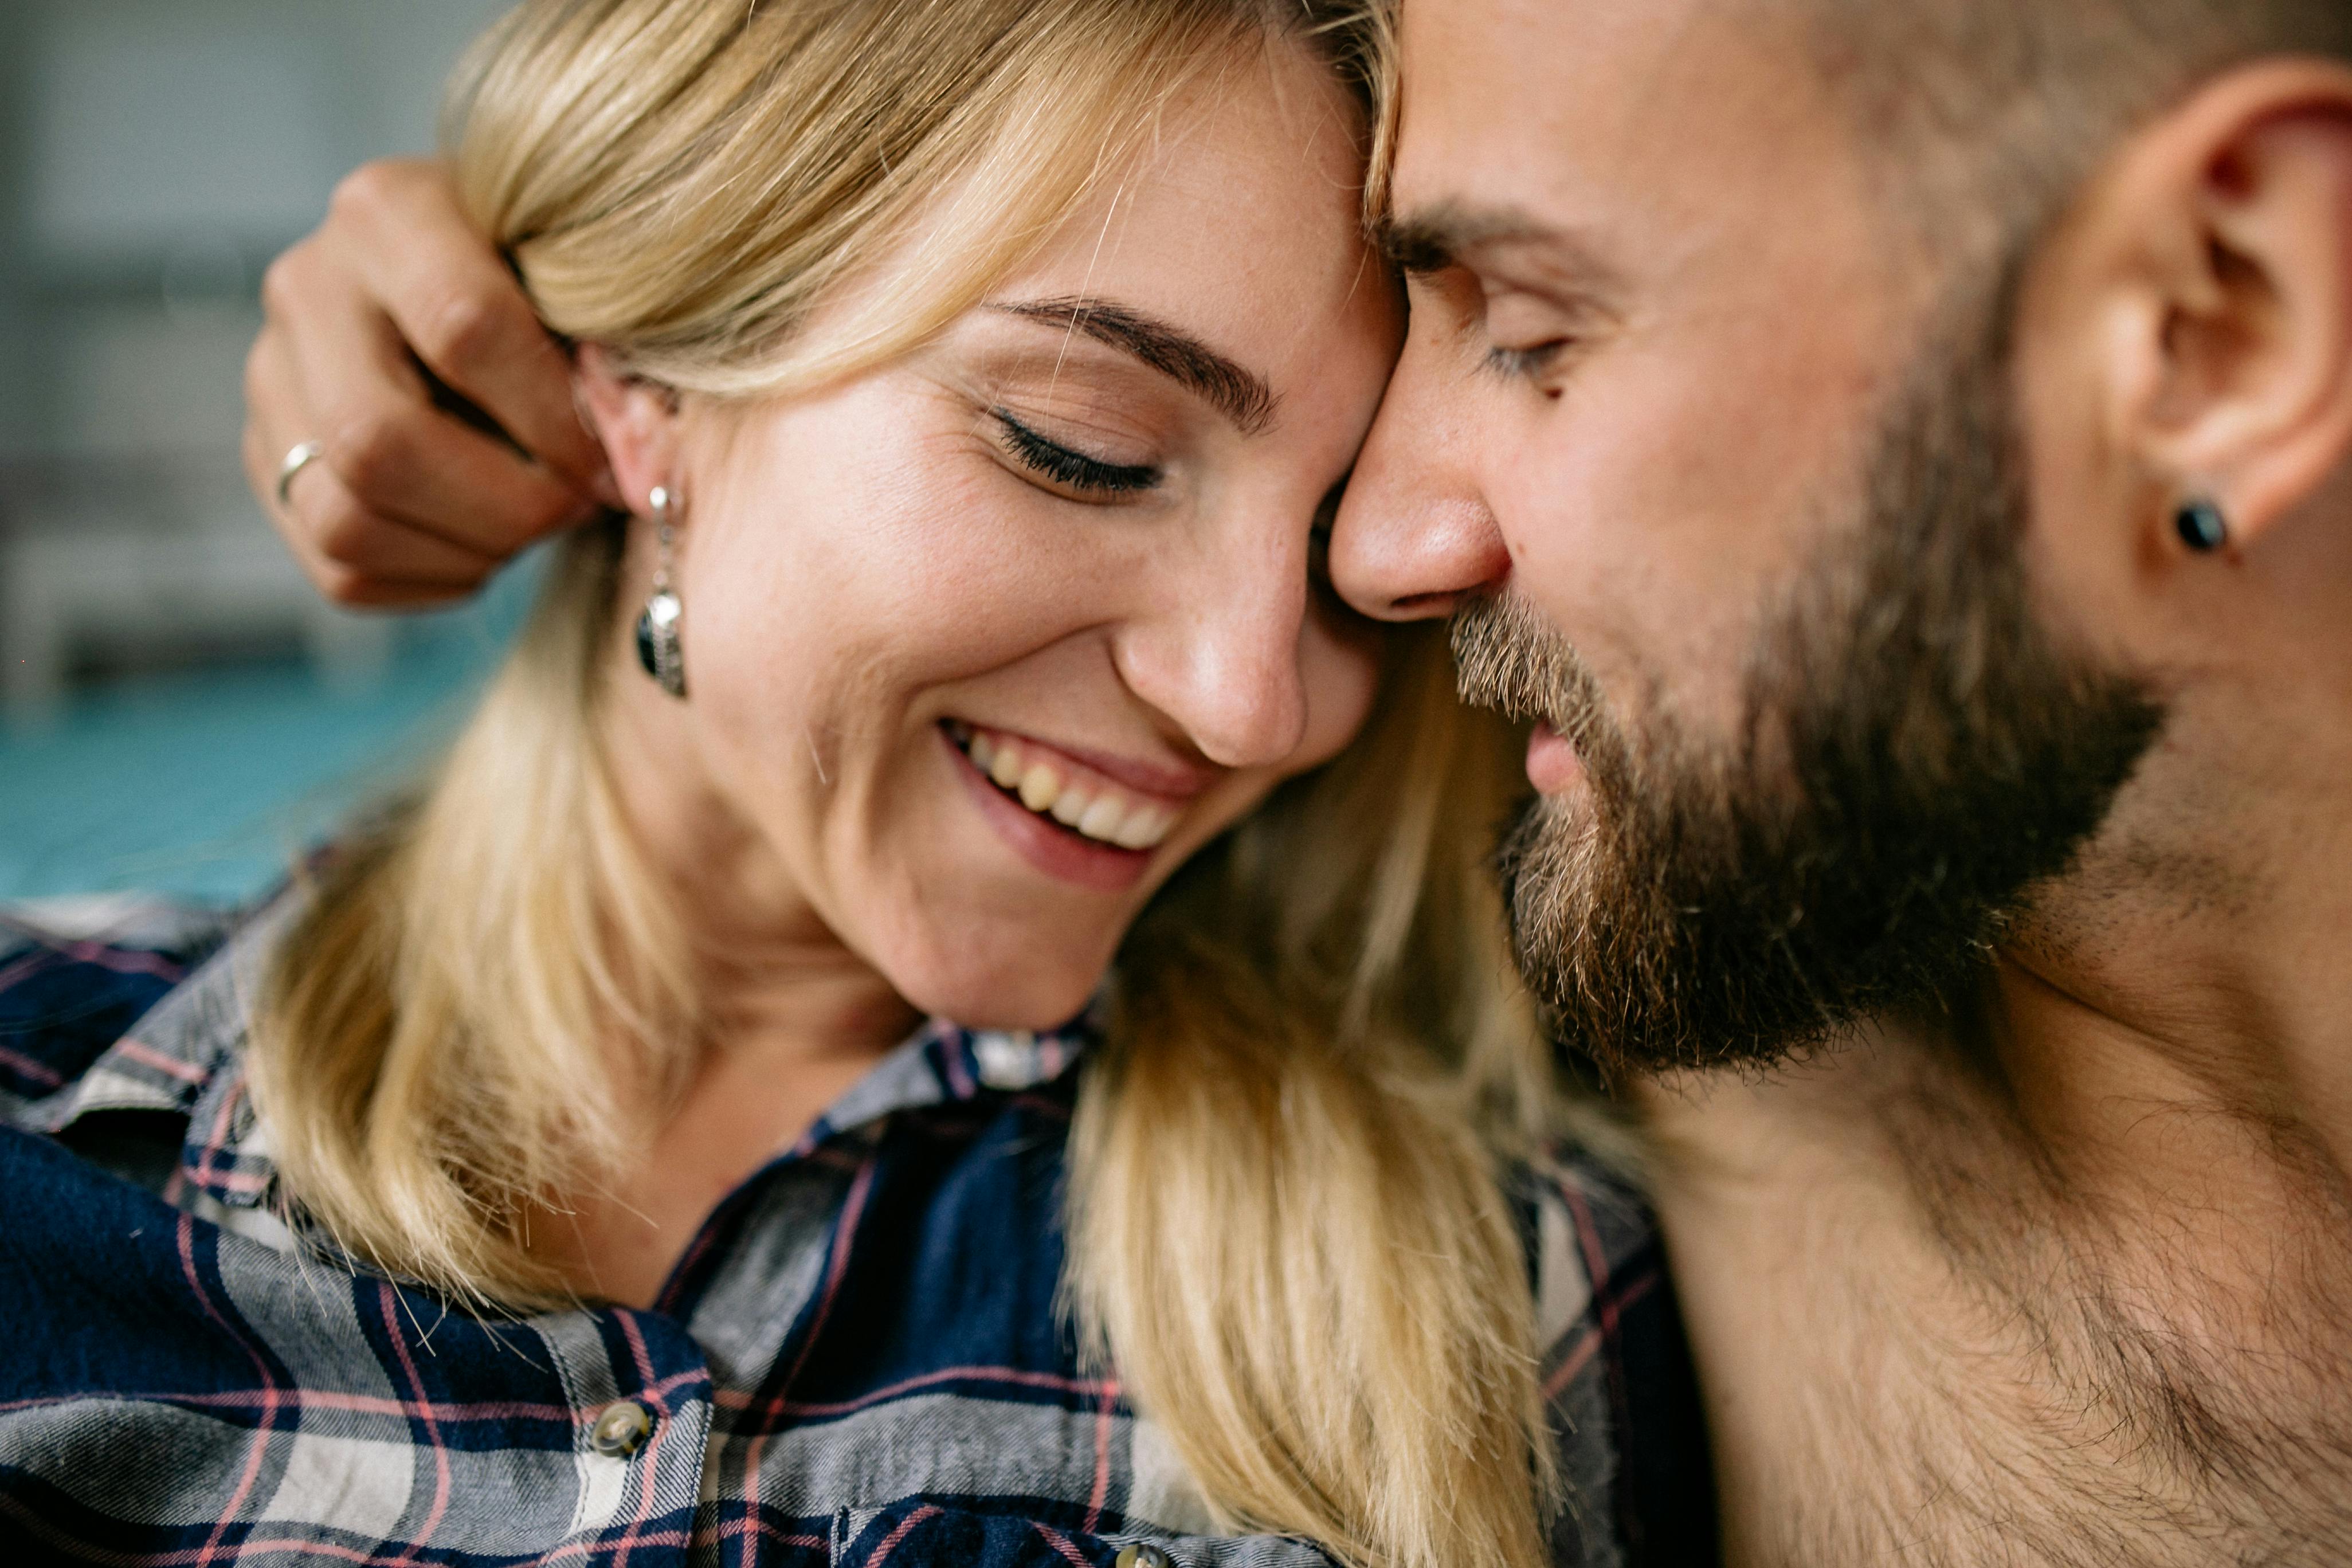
[42,896,293,1210]
[801,1010,1097,1154]
[53,895,1097,1211]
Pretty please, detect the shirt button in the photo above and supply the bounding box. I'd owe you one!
[589,1400,654,1458]
[1114,1548,1173,1568]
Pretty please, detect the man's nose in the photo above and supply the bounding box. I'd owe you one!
[1115,531,1311,772]
[1330,326,1511,623]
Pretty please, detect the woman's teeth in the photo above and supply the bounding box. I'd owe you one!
[958,726,1177,851]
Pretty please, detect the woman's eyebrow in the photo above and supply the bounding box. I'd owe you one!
[990,296,1277,436]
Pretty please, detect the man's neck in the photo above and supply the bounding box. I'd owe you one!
[1995,863,2352,1199]
[1643,957,2352,1566]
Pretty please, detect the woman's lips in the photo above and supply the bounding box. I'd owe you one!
[949,721,1182,849]
[942,723,1181,893]
[1527,722,1586,795]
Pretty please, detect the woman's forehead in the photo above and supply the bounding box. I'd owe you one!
[982,55,1385,379]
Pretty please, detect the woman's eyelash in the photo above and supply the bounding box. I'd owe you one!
[992,410,1161,496]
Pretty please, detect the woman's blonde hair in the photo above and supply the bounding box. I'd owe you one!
[252,4,1616,1565]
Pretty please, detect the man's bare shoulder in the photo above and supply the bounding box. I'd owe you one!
[1642,1030,2352,1568]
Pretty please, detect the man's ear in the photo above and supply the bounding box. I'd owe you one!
[2100,61,2352,553]
[574,343,684,513]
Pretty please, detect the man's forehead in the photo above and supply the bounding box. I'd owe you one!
[1391,0,1849,256]
[1395,0,1716,136]
[1394,1,1666,204]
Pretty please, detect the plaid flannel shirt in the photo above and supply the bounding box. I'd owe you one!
[0,899,1715,1567]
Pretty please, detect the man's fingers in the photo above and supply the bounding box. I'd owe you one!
[262,256,601,558]
[244,345,510,607]
[314,374,603,560]
[296,465,513,587]
[242,156,617,610]
[328,160,617,504]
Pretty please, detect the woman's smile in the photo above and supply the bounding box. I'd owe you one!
[941,718,1200,892]
[562,41,1402,1030]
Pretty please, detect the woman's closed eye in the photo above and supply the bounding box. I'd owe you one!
[992,409,1162,499]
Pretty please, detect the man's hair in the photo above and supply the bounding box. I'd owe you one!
[1792,0,2352,252]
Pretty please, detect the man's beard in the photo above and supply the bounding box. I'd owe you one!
[1456,280,2166,1079]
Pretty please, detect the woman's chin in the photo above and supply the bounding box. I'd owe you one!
[884,946,1110,1034]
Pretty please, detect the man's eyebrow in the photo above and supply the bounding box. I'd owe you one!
[1379,203,1605,281]
[990,297,1277,436]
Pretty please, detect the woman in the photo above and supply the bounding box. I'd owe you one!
[0,2,1689,1564]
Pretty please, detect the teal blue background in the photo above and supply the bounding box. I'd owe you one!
[0,567,537,904]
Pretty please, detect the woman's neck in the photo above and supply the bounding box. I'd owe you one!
[607,679,923,1065]
[539,686,920,1308]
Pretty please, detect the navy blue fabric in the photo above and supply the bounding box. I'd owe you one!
[0,907,1715,1566]
[1591,1217,1718,1568]
[0,915,201,1100]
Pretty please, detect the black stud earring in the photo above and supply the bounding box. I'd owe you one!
[2175,497,2229,554]
[634,484,687,698]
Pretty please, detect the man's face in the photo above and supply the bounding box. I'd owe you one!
[1334,0,2162,1073]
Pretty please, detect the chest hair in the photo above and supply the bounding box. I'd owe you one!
[1668,1048,2352,1568]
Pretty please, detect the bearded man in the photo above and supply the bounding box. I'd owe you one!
[1332,2,2352,1561]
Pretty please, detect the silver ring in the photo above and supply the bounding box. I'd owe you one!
[276,440,326,508]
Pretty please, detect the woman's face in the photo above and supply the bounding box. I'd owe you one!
[592,41,1401,1029]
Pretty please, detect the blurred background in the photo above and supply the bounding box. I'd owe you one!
[0,0,531,906]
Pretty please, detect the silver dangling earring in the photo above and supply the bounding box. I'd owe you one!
[634,484,687,699]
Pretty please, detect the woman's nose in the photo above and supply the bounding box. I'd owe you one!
[1115,531,1311,772]
[1329,326,1512,623]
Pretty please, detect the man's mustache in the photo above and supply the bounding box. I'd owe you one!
[1448,594,1584,731]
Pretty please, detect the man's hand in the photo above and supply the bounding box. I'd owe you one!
[241,158,618,607]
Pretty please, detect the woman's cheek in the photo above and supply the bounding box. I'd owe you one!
[1295,621,1386,773]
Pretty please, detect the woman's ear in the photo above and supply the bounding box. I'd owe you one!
[574,343,683,511]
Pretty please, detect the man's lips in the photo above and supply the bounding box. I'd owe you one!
[1527,722,1586,795]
